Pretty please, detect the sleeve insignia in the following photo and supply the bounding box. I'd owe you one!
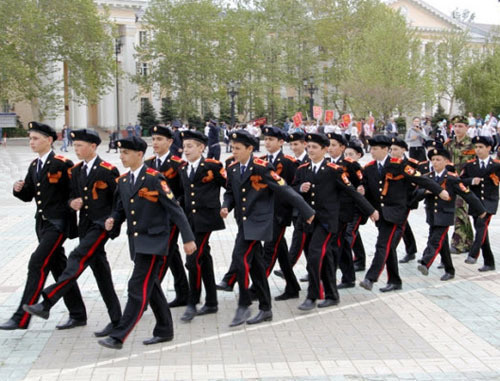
[459,182,470,193]
[404,165,416,176]
[270,171,285,186]
[341,172,351,185]
[161,180,174,199]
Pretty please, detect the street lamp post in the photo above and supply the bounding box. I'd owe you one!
[303,77,317,120]
[228,80,240,127]
[115,37,122,137]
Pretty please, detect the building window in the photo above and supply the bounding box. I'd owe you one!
[137,62,149,76]
[139,31,148,46]
[141,97,149,112]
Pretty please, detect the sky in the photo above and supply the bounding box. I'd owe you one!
[430,0,500,25]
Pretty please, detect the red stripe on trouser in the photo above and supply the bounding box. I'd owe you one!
[243,241,256,289]
[266,227,286,277]
[351,216,362,260]
[228,273,237,286]
[473,215,492,259]
[19,233,64,328]
[293,232,307,266]
[123,255,157,341]
[158,225,178,280]
[195,233,210,290]
[46,231,107,299]
[426,227,449,267]
[318,233,332,300]
[377,224,398,279]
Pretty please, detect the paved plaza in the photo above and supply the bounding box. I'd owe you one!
[0,138,499,381]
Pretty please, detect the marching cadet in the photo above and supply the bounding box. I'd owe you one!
[416,147,485,280]
[274,130,310,280]
[23,129,122,336]
[178,130,226,322]
[326,132,365,289]
[343,141,367,272]
[387,137,418,264]
[259,126,301,301]
[220,130,315,327]
[359,135,449,292]
[98,136,196,350]
[445,116,476,253]
[1,122,86,330]
[293,133,377,311]
[145,125,190,308]
[461,136,499,271]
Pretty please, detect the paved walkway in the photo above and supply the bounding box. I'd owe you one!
[0,140,499,380]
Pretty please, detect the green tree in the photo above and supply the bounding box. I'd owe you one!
[160,98,177,124]
[138,99,159,135]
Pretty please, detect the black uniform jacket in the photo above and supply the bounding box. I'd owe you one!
[461,157,500,215]
[414,170,485,226]
[293,159,375,233]
[112,166,195,257]
[262,151,299,226]
[336,155,366,223]
[14,151,76,234]
[363,157,443,225]
[222,156,314,242]
[180,157,226,233]
[145,153,184,202]
[69,156,120,235]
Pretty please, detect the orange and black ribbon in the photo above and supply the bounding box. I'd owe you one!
[138,187,159,202]
[92,180,108,200]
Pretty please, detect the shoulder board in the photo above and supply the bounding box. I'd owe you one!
[54,155,69,162]
[364,160,376,167]
[283,154,297,163]
[408,157,419,165]
[171,155,182,163]
[298,162,309,169]
[327,162,341,170]
[205,158,222,165]
[390,157,402,164]
[343,157,354,163]
[99,161,115,171]
[228,161,238,168]
[447,171,458,177]
[419,160,428,165]
[116,172,128,183]
[253,158,268,167]
[146,155,156,162]
[146,167,159,176]
[467,158,476,163]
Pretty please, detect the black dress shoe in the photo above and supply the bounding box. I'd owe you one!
[399,253,416,263]
[359,279,373,291]
[197,305,218,315]
[298,298,316,311]
[216,281,233,292]
[98,337,123,350]
[247,310,272,324]
[0,319,22,330]
[94,322,116,338]
[180,305,197,322]
[143,335,173,345]
[56,318,87,330]
[478,265,496,272]
[22,303,50,320]
[440,273,455,281]
[274,269,285,279]
[337,282,355,289]
[318,299,339,308]
[417,264,429,276]
[229,306,250,327]
[464,256,477,264]
[379,283,402,293]
[299,274,309,282]
[274,292,299,301]
[353,264,365,272]
[168,298,188,308]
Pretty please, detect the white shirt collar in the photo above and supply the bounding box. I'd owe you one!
[241,157,252,168]
[331,155,342,163]
[435,169,446,178]
[296,151,307,162]
[378,155,389,167]
[156,152,170,166]
[130,165,144,182]
[38,150,52,166]
[311,159,324,171]
[480,157,490,166]
[83,155,98,174]
[187,156,202,170]
[267,150,280,162]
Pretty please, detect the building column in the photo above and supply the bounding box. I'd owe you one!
[70,96,88,129]
[98,90,117,131]
[121,24,140,128]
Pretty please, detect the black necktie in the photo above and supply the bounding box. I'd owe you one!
[435,174,440,183]
[189,165,195,181]
[130,173,135,190]
[268,155,273,164]
[378,163,383,176]
[81,163,88,182]
[36,159,43,180]
[240,165,246,175]
[156,158,161,169]
[481,161,485,170]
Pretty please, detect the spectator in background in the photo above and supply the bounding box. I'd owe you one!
[126,123,134,137]
[405,117,427,162]
[468,112,476,128]
[284,118,291,132]
[207,119,221,160]
[61,125,69,152]
[134,122,142,137]
[423,118,433,137]
[385,118,398,137]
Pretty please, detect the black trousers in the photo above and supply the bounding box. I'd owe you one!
[157,224,189,301]
[469,214,495,267]
[110,254,173,343]
[421,225,454,275]
[395,211,417,255]
[207,143,221,161]
[42,225,121,324]
[185,232,217,307]
[346,215,365,267]
[232,230,271,311]
[262,222,300,295]
[365,218,402,285]
[338,222,356,284]
[304,223,338,301]
[12,219,86,328]
[288,218,308,267]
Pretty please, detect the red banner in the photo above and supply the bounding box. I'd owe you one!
[342,114,352,125]
[253,117,267,126]
[325,110,334,123]
[313,106,323,120]
[292,112,303,127]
